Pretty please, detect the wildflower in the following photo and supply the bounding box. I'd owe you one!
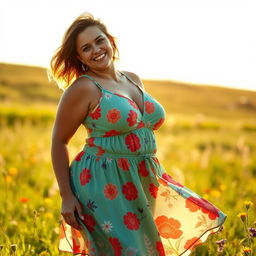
[248,227,256,238]
[44,198,52,204]
[45,213,53,219]
[10,244,17,252]
[5,175,12,183]
[19,197,29,203]
[8,167,18,176]
[244,201,253,210]
[242,247,251,255]
[219,184,226,191]
[237,212,247,222]
[215,239,226,252]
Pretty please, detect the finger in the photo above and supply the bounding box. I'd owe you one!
[70,213,82,230]
[76,204,85,221]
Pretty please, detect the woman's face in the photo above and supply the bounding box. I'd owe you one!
[76,25,114,71]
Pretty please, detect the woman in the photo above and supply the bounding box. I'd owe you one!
[50,12,227,256]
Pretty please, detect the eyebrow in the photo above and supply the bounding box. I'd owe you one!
[80,35,103,49]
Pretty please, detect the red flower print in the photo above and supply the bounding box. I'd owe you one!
[145,101,155,114]
[123,212,140,230]
[75,151,85,161]
[106,108,121,124]
[125,133,141,152]
[117,158,130,171]
[96,146,105,156]
[185,198,201,212]
[127,98,139,109]
[80,168,92,186]
[184,237,203,250]
[104,183,119,200]
[156,241,165,256]
[188,196,219,220]
[87,137,96,147]
[103,130,121,137]
[72,237,82,253]
[137,121,145,128]
[81,213,96,233]
[89,105,101,120]
[153,118,165,130]
[109,237,123,256]
[87,127,93,135]
[138,160,149,177]
[126,110,138,126]
[155,215,183,239]
[122,182,138,200]
[162,173,184,188]
[149,183,158,198]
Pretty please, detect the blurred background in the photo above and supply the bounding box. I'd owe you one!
[0,0,256,255]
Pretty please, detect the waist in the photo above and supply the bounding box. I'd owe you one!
[83,144,156,159]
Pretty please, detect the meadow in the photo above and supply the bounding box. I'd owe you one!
[0,63,256,255]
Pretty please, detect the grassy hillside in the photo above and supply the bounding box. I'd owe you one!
[0,62,255,123]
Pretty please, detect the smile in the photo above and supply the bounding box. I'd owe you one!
[93,53,106,61]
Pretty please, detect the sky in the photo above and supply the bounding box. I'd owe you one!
[0,0,255,91]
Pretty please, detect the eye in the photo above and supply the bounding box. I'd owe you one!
[97,38,104,44]
[83,46,91,52]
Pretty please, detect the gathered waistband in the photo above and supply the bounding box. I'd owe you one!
[83,146,156,159]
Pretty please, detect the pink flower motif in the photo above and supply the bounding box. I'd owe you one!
[106,108,121,124]
[80,168,92,186]
[103,130,121,137]
[104,183,119,200]
[145,101,155,114]
[75,151,85,161]
[89,105,102,120]
[109,237,123,256]
[125,133,141,152]
[123,212,140,230]
[149,183,158,198]
[117,158,130,171]
[153,118,165,130]
[122,182,138,200]
[126,110,138,126]
[138,160,149,177]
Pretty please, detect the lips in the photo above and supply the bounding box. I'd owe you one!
[93,53,106,61]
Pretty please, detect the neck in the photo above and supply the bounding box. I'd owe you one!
[88,65,121,82]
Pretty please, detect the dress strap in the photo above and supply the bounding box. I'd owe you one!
[79,74,104,91]
[119,71,143,91]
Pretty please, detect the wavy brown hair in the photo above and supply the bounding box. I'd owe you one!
[50,12,119,89]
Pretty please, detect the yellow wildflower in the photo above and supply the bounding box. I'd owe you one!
[8,167,18,176]
[237,212,247,222]
[244,201,253,210]
[45,212,53,219]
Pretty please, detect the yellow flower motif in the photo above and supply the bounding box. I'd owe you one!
[45,213,53,219]
[237,212,247,222]
[8,167,18,176]
[244,201,253,210]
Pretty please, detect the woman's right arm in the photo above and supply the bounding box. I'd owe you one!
[51,78,93,229]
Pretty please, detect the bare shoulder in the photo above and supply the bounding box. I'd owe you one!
[121,71,145,90]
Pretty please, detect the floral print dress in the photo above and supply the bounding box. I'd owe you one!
[58,71,227,256]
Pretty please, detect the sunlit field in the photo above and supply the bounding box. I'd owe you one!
[0,63,256,255]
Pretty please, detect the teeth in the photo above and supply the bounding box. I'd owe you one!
[94,53,105,61]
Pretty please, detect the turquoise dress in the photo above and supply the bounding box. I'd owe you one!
[58,71,227,256]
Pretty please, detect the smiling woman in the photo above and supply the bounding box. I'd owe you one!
[50,12,119,89]
[49,12,227,256]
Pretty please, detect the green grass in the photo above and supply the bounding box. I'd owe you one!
[0,63,255,255]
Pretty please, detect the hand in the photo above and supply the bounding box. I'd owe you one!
[61,193,84,230]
